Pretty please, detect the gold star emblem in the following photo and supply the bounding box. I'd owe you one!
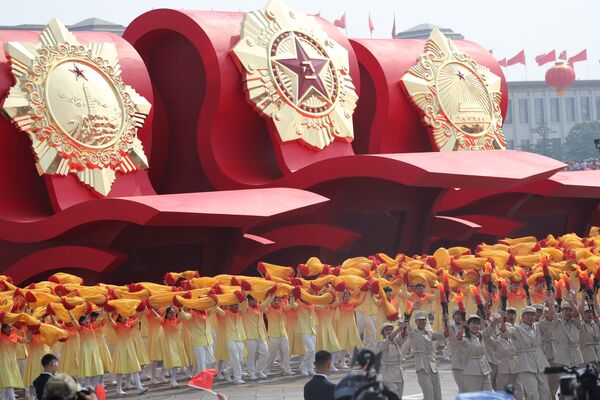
[400,28,506,151]
[231,0,358,150]
[1,18,151,196]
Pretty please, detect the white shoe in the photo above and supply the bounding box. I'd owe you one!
[300,369,310,376]
[233,379,245,385]
[248,375,258,381]
[116,389,126,396]
[170,383,179,389]
[257,372,268,379]
[137,387,149,395]
[283,370,296,376]
[331,366,339,372]
[339,363,349,369]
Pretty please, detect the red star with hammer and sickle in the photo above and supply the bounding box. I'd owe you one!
[69,64,88,81]
[274,36,330,103]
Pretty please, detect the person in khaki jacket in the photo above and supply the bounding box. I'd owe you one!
[500,297,551,400]
[454,315,493,392]
[376,321,407,398]
[580,302,600,370]
[446,310,466,393]
[533,302,559,400]
[405,310,445,400]
[539,292,583,367]
[485,314,523,399]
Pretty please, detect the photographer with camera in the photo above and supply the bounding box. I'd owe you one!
[376,321,407,398]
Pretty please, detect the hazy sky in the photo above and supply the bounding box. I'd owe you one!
[1,0,596,82]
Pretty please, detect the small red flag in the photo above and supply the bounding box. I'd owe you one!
[334,12,346,29]
[507,49,526,66]
[568,49,587,66]
[369,13,375,34]
[95,385,106,400]
[188,369,218,393]
[391,14,396,38]
[498,58,507,67]
[559,50,567,60]
[535,50,556,66]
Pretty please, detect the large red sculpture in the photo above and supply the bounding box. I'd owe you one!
[0,3,596,284]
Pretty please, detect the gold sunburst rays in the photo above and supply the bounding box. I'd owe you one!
[400,28,506,152]
[231,0,358,151]
[1,18,151,196]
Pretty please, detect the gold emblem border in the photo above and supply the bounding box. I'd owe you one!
[231,0,358,151]
[1,18,151,196]
[400,28,507,151]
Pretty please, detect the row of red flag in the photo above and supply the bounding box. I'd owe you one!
[331,12,387,37]
[498,49,588,68]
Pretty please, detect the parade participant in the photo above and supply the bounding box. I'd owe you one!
[580,302,600,369]
[355,290,378,350]
[108,313,149,395]
[130,313,151,381]
[446,309,466,393]
[68,311,104,388]
[315,293,342,371]
[500,301,551,400]
[145,307,165,384]
[507,278,527,310]
[336,289,365,369]
[0,323,24,400]
[90,311,112,383]
[215,302,246,385]
[376,322,406,398]
[296,292,318,376]
[241,294,269,380]
[454,315,493,392]
[373,287,399,334]
[180,307,215,375]
[263,294,296,376]
[152,306,189,388]
[53,315,80,379]
[486,314,523,399]
[406,310,445,400]
[23,325,51,400]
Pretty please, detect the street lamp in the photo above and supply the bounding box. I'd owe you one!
[595,138,600,155]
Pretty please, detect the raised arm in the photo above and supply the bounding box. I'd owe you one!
[261,295,274,312]
[67,309,80,328]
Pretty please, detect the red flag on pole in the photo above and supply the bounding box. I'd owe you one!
[188,369,218,394]
[535,50,556,66]
[507,50,526,66]
[559,50,567,60]
[369,13,375,36]
[498,58,507,67]
[391,13,396,38]
[334,12,346,29]
[568,49,587,66]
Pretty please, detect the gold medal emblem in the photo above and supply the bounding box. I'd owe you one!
[231,0,358,150]
[400,28,506,151]
[2,19,151,195]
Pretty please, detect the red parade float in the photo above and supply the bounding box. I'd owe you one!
[0,2,597,284]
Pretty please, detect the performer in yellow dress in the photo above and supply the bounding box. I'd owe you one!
[284,300,305,356]
[145,309,165,384]
[336,290,366,368]
[108,313,149,395]
[0,323,24,400]
[315,295,342,371]
[58,322,80,378]
[23,327,50,398]
[152,307,188,388]
[90,312,112,378]
[69,311,104,388]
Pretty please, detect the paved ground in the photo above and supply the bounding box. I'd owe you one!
[130,360,459,400]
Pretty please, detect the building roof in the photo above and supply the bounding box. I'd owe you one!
[0,18,125,35]
[507,79,600,90]
[395,23,464,40]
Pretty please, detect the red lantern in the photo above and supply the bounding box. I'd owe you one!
[545,61,575,96]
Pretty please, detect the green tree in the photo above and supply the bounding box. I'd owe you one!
[563,121,600,161]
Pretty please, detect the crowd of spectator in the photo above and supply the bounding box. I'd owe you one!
[565,158,600,171]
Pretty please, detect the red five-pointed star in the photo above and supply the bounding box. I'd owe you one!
[69,64,88,81]
[275,36,329,102]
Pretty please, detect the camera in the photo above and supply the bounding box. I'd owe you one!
[334,349,400,400]
[544,363,600,399]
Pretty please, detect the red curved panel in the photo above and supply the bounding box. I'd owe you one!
[4,246,126,285]
[350,38,508,154]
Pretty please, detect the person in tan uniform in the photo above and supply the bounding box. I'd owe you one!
[500,303,551,400]
[406,310,445,400]
[486,313,523,399]
[534,303,559,400]
[446,310,465,393]
[454,315,493,392]
[580,303,600,369]
[377,322,407,398]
